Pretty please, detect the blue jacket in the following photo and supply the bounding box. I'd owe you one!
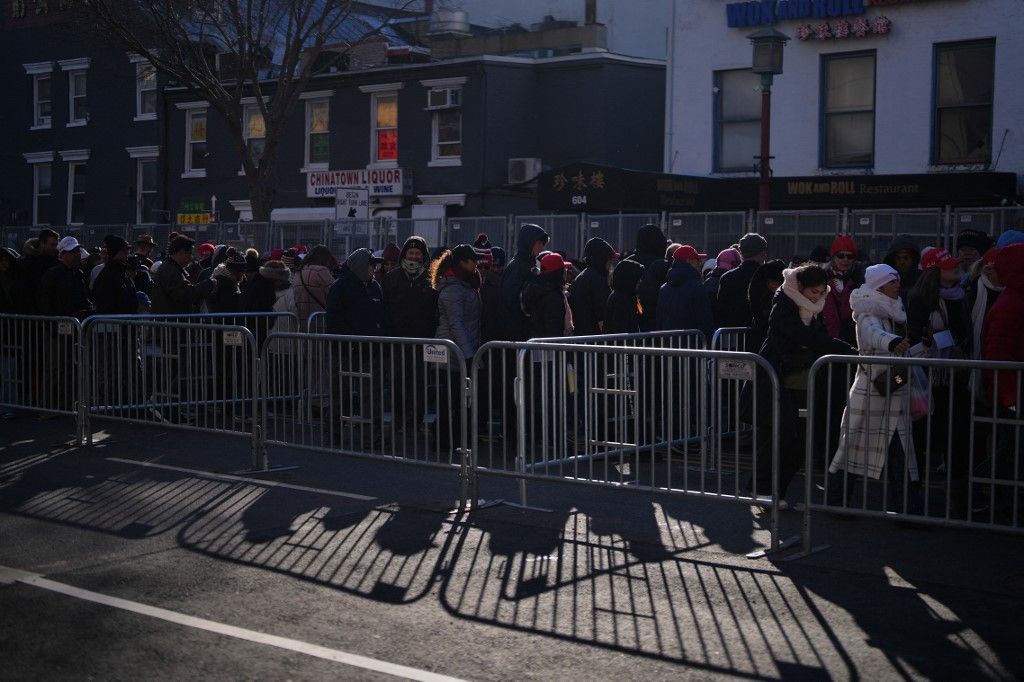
[500,223,549,341]
[656,262,716,341]
[325,265,384,336]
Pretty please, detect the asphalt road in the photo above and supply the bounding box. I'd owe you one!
[2,414,1023,680]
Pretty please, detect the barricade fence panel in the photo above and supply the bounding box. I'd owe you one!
[0,315,82,417]
[80,318,260,453]
[757,210,843,262]
[848,209,945,262]
[515,215,583,261]
[583,214,660,253]
[470,341,785,548]
[447,216,512,254]
[83,313,298,354]
[803,355,1024,550]
[259,332,470,505]
[666,212,750,257]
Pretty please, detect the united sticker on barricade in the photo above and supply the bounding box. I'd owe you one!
[423,344,449,364]
[222,330,244,347]
[57,321,74,336]
[718,358,754,382]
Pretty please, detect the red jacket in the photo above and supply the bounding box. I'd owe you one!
[982,244,1024,408]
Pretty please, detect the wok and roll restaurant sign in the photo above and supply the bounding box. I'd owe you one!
[537,163,1018,212]
[306,168,413,198]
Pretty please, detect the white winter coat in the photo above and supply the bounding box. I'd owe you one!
[829,286,918,480]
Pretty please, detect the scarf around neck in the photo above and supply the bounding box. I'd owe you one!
[781,268,828,325]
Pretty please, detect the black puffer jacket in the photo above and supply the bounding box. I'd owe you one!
[716,259,760,329]
[501,224,549,341]
[92,260,138,315]
[759,287,854,378]
[625,224,668,332]
[325,254,385,337]
[38,264,93,319]
[382,237,436,339]
[567,237,614,336]
[523,271,569,339]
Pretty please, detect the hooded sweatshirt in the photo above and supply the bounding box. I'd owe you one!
[883,234,921,299]
[568,237,615,336]
[626,224,669,332]
[500,223,549,341]
[982,244,1024,408]
[604,260,644,335]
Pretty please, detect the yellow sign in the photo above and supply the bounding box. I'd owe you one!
[176,213,211,225]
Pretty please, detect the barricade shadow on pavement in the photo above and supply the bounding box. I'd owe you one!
[2,416,1023,679]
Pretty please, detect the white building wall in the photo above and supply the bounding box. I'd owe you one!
[666,0,1024,194]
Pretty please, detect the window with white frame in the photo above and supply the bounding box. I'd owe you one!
[372,93,398,164]
[305,99,330,169]
[185,109,207,175]
[137,159,158,223]
[426,85,462,162]
[34,164,52,226]
[243,103,266,165]
[136,62,157,119]
[67,162,86,224]
[822,51,876,168]
[713,69,761,172]
[34,74,52,128]
[68,70,87,125]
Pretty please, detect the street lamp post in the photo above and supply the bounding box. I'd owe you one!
[747,27,789,212]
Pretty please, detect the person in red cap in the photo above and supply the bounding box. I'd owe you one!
[908,245,972,517]
[656,245,715,340]
[523,252,573,338]
[822,235,864,346]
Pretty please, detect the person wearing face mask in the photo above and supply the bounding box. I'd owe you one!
[822,235,865,347]
[907,247,972,518]
[382,237,437,339]
[828,264,919,512]
[746,263,855,504]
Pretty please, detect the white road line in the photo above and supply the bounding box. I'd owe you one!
[0,565,466,682]
[105,458,377,502]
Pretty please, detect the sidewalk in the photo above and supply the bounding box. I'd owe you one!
[1,413,1022,680]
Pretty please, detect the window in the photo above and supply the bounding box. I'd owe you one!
[432,110,462,161]
[243,103,266,165]
[305,99,330,169]
[34,164,52,226]
[933,40,995,165]
[185,109,207,176]
[68,70,87,125]
[67,162,86,224]
[34,74,52,128]
[713,69,761,172]
[372,93,398,164]
[136,62,157,120]
[137,159,158,223]
[822,52,875,168]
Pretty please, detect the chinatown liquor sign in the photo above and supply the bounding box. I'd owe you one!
[306,168,412,198]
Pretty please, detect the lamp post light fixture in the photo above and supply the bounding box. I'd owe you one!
[747,27,789,211]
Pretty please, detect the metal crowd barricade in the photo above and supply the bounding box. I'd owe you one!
[800,354,1024,555]
[711,327,753,352]
[0,314,83,426]
[666,212,750,257]
[80,318,261,465]
[470,340,787,551]
[82,312,299,353]
[306,311,327,334]
[532,329,707,349]
[258,332,471,507]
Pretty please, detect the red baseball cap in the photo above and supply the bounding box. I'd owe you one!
[920,247,959,271]
[673,245,708,262]
[198,242,216,258]
[539,253,572,274]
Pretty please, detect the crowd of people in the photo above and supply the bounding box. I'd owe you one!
[1,221,1022,516]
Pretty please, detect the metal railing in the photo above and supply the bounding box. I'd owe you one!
[469,340,787,552]
[799,354,1024,556]
[80,318,261,463]
[532,329,707,349]
[0,314,83,422]
[258,332,471,506]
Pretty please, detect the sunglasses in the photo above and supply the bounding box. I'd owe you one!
[834,252,855,259]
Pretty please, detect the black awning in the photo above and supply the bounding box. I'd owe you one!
[537,163,1019,211]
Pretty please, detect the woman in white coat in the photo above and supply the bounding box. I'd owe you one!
[828,264,919,512]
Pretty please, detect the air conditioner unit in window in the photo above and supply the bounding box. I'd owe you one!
[508,157,541,185]
[426,87,461,110]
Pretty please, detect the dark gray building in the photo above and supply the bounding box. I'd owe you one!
[164,51,666,226]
